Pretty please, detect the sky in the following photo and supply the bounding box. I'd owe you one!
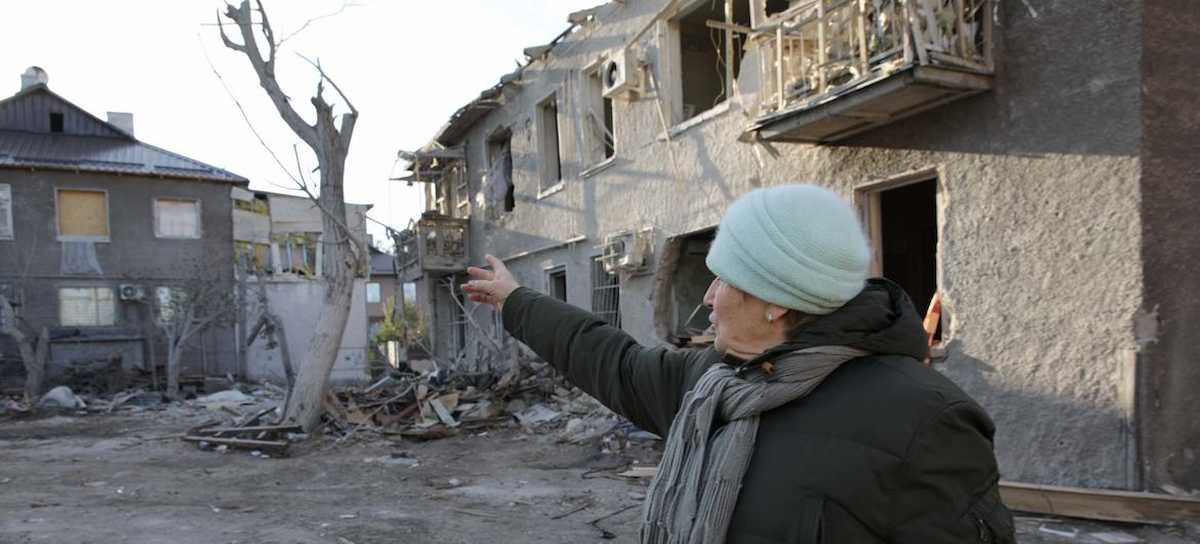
[1,0,601,250]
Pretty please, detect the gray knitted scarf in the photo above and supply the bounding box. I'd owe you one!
[641,345,870,544]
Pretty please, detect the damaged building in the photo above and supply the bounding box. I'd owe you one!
[0,67,247,391]
[395,0,1199,495]
[232,188,373,385]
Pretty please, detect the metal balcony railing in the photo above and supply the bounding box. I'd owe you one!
[396,213,469,281]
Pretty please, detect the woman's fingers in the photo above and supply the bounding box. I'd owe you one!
[466,266,495,281]
[484,255,508,277]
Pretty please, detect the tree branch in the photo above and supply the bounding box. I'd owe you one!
[222,0,318,147]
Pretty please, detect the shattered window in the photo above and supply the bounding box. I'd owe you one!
[585,70,616,168]
[673,0,751,121]
[154,198,201,239]
[59,286,115,327]
[276,233,320,276]
[536,93,563,193]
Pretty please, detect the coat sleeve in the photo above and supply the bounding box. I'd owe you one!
[889,401,1016,543]
[501,287,705,436]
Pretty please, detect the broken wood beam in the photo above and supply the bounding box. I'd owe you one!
[192,424,302,435]
[999,481,1200,525]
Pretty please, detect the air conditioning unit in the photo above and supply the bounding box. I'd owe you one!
[602,47,642,99]
[600,229,654,274]
[118,284,147,302]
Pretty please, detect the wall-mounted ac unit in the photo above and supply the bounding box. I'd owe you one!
[118,284,147,302]
[600,228,654,274]
[602,47,642,99]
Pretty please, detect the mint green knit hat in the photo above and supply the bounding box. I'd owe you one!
[705,184,871,315]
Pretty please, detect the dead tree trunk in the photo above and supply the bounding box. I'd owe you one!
[221,0,362,432]
[0,294,48,401]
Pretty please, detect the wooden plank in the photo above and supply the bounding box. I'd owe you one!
[999,481,1200,524]
[181,435,289,454]
[194,424,302,435]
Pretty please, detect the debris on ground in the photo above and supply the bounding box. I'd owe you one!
[38,386,86,410]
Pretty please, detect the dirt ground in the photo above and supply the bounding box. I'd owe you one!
[1,409,1196,544]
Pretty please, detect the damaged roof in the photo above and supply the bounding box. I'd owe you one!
[0,84,248,184]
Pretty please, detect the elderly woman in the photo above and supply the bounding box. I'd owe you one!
[464,185,1013,544]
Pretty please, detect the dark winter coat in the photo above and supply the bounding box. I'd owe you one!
[502,278,1015,543]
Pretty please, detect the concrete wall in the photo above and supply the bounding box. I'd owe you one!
[411,0,1180,490]
[0,169,239,380]
[1138,0,1200,494]
[243,278,370,385]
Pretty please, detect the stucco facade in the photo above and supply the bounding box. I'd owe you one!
[400,0,1198,493]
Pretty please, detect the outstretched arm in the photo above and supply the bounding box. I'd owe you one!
[465,256,707,435]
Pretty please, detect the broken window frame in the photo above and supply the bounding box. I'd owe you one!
[591,256,621,328]
[581,66,617,174]
[153,197,202,239]
[486,127,515,213]
[274,232,321,277]
[58,285,116,327]
[545,264,568,302]
[535,92,564,198]
[663,0,752,127]
[235,241,273,277]
[0,183,12,240]
[854,167,944,352]
[55,188,110,242]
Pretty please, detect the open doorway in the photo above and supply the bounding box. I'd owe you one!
[860,177,940,340]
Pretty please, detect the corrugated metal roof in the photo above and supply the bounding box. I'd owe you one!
[0,130,247,183]
[0,85,246,184]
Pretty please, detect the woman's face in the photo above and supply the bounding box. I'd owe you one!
[703,277,786,358]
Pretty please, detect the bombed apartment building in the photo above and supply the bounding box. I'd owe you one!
[0,68,247,393]
[395,0,1200,495]
[232,188,373,385]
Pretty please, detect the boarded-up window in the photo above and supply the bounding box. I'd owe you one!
[59,286,115,326]
[57,189,109,240]
[154,199,201,239]
[0,184,12,240]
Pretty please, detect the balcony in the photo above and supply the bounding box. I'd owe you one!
[397,212,470,281]
[746,0,993,143]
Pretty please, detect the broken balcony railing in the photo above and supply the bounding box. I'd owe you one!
[396,214,469,281]
[747,0,993,142]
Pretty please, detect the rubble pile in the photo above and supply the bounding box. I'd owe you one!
[319,359,660,451]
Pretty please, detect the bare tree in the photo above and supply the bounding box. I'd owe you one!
[219,0,365,431]
[0,294,49,401]
[155,276,239,397]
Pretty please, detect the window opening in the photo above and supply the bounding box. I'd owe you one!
[547,266,568,302]
[670,228,717,341]
[764,0,791,17]
[49,112,64,133]
[56,189,109,241]
[59,286,115,326]
[487,129,515,212]
[0,184,12,240]
[154,198,201,239]
[367,282,382,304]
[585,70,616,166]
[591,257,621,327]
[235,242,272,276]
[675,0,751,121]
[537,94,563,192]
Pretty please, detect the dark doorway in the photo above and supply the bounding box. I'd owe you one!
[879,179,939,338]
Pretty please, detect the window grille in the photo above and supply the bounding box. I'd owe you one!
[591,257,620,327]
